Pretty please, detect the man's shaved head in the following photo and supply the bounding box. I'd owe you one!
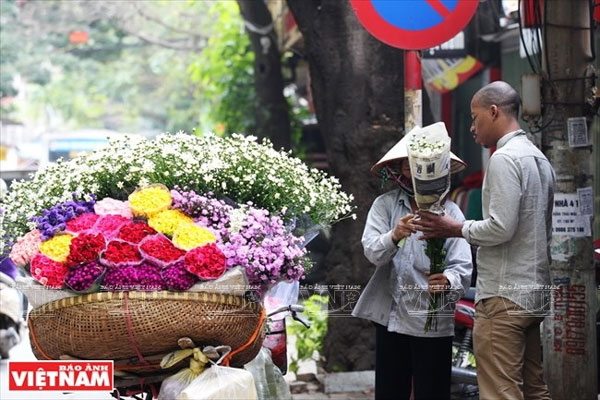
[473,81,521,119]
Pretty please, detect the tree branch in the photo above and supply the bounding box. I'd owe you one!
[116,24,204,51]
[131,2,208,40]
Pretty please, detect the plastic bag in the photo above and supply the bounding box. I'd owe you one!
[92,214,130,240]
[158,348,209,400]
[245,348,292,400]
[188,266,248,296]
[177,365,258,400]
[407,122,452,214]
[288,214,321,248]
[264,281,299,315]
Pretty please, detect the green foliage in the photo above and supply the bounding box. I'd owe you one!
[187,2,255,136]
[0,0,29,98]
[287,90,310,158]
[1,0,206,132]
[331,364,346,373]
[187,2,309,154]
[287,294,329,374]
[452,345,476,368]
[469,352,476,367]
[1,0,308,150]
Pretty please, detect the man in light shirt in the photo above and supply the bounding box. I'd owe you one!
[413,81,555,399]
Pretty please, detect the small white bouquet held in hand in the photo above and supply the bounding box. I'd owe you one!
[407,122,452,215]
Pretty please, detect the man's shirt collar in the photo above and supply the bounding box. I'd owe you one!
[497,129,525,149]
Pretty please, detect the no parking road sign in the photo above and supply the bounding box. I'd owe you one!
[351,0,479,50]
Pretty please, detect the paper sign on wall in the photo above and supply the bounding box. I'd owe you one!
[577,187,593,216]
[552,193,591,237]
[567,117,589,147]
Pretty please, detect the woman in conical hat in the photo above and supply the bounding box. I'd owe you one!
[352,123,472,400]
[370,124,467,195]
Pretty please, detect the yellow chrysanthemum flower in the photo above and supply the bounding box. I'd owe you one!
[172,222,217,251]
[128,185,172,219]
[39,234,73,263]
[148,209,193,237]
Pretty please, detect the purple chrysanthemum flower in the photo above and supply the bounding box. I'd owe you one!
[31,193,96,240]
[221,206,306,287]
[170,187,231,237]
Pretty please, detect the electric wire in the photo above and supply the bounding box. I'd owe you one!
[517,0,540,74]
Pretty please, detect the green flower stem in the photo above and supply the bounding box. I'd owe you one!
[424,237,447,333]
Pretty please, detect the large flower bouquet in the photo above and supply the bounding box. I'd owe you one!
[407,123,451,332]
[2,133,355,296]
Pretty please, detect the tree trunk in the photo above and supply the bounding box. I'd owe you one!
[237,0,291,151]
[541,0,597,398]
[287,0,405,371]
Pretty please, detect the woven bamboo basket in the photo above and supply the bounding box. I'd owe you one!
[27,291,265,371]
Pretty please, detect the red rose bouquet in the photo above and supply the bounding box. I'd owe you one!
[184,243,226,280]
[139,234,186,267]
[117,221,157,244]
[100,240,143,268]
[66,232,106,267]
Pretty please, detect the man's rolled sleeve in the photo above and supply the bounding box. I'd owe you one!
[442,204,472,296]
[461,220,475,243]
[462,155,522,247]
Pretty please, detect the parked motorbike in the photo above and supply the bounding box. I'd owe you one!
[263,304,310,375]
[451,287,478,398]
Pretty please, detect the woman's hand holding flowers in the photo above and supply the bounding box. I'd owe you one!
[392,213,417,244]
[426,272,450,294]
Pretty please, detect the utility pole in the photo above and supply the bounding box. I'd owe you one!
[541,0,597,398]
[404,50,422,133]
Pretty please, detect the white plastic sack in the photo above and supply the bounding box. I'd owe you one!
[177,365,257,400]
[407,122,452,214]
[159,366,200,400]
[15,276,73,309]
[158,348,209,400]
[245,348,291,400]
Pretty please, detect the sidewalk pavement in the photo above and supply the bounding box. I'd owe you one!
[287,371,375,400]
[285,353,374,400]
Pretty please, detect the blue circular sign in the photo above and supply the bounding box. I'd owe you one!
[372,0,458,30]
[351,0,478,50]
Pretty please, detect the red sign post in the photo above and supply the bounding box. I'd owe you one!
[350,0,480,133]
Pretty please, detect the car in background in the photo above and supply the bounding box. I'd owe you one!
[39,129,121,166]
[1,129,123,186]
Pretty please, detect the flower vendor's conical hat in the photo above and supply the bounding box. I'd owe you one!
[370,123,467,176]
[0,280,22,325]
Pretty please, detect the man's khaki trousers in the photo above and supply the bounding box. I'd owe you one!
[473,297,551,400]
